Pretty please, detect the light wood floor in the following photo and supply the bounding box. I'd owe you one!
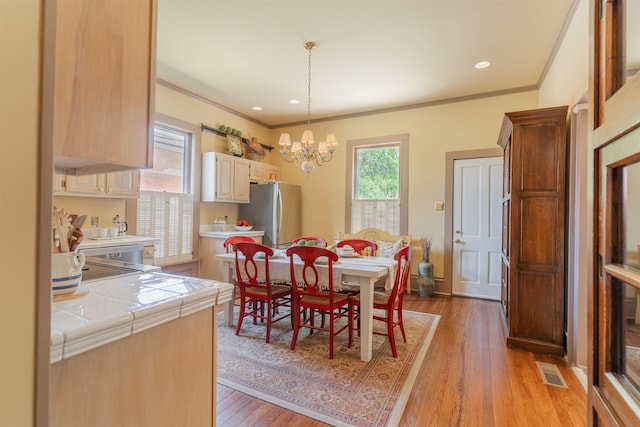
[216,294,587,426]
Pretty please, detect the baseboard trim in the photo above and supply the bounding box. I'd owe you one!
[571,365,588,392]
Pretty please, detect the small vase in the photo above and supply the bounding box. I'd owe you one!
[417,260,434,297]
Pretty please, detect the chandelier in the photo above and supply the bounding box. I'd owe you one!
[278,41,337,174]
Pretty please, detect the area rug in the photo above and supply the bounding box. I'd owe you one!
[217,308,440,427]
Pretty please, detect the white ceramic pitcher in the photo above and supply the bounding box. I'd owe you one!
[51,252,86,295]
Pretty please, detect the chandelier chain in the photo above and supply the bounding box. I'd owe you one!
[306,43,312,129]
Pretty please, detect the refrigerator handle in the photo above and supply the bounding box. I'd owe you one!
[277,187,283,242]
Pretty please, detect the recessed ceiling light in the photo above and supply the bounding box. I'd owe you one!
[289,99,301,105]
[474,61,491,69]
[252,106,262,111]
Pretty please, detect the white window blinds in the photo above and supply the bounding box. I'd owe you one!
[137,191,193,265]
[351,199,400,235]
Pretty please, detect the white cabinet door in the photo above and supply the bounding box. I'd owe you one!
[267,165,281,181]
[64,174,106,194]
[234,158,251,203]
[214,154,235,201]
[106,170,140,197]
[202,152,247,202]
[249,161,267,183]
[53,173,66,195]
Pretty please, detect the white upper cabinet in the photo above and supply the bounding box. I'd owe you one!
[249,160,280,183]
[202,152,250,203]
[249,162,267,183]
[54,170,140,198]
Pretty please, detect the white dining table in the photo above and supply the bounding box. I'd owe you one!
[214,252,396,362]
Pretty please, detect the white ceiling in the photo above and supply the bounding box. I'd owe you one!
[156,0,575,128]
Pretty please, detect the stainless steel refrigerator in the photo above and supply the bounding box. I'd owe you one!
[239,182,301,247]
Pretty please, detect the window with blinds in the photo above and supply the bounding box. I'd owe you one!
[137,191,193,264]
[346,135,409,235]
[138,124,194,265]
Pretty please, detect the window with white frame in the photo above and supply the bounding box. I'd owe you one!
[137,123,194,265]
[346,134,409,235]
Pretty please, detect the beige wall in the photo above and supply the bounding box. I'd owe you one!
[155,84,282,226]
[537,0,589,370]
[157,84,539,277]
[538,0,589,107]
[53,196,127,230]
[0,0,41,425]
[271,92,539,277]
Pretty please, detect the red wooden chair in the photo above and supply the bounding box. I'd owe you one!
[234,242,292,343]
[224,235,255,253]
[292,236,327,247]
[286,245,353,359]
[224,235,256,306]
[337,239,378,256]
[354,245,411,358]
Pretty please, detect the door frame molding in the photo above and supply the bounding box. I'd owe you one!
[444,148,502,295]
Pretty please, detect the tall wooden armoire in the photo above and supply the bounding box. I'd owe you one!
[498,105,568,356]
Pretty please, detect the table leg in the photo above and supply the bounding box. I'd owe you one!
[357,277,375,362]
[220,261,234,327]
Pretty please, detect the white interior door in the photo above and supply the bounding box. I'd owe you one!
[452,157,503,300]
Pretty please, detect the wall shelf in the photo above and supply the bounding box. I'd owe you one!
[201,124,274,151]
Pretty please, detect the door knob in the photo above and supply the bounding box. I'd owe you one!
[455,239,462,244]
[455,229,462,234]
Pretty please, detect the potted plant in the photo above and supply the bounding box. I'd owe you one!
[417,235,434,297]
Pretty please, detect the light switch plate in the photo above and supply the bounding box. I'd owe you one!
[434,202,445,210]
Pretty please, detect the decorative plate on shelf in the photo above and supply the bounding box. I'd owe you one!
[227,135,243,157]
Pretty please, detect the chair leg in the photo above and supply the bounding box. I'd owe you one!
[235,294,246,336]
[290,300,300,350]
[397,307,407,342]
[265,299,273,343]
[347,301,354,348]
[387,314,398,358]
[329,313,335,359]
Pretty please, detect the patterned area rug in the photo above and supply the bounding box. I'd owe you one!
[217,308,440,426]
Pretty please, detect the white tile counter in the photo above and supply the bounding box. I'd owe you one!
[199,224,265,239]
[50,272,233,363]
[78,235,159,250]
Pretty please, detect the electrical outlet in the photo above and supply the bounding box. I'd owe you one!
[434,202,445,211]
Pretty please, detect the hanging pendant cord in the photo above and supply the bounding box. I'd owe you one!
[305,42,315,130]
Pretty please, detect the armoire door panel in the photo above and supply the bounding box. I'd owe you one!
[519,198,558,265]
[514,270,560,342]
[518,125,562,192]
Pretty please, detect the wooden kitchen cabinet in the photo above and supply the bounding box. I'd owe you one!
[249,161,267,183]
[49,0,156,175]
[50,308,215,427]
[498,105,568,356]
[267,165,281,181]
[143,245,155,265]
[202,152,250,203]
[54,170,140,198]
[249,160,281,183]
[105,170,140,197]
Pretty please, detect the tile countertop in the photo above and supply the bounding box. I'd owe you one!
[199,224,265,239]
[50,272,233,363]
[78,235,159,250]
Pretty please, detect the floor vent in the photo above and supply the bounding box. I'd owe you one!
[536,361,568,388]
